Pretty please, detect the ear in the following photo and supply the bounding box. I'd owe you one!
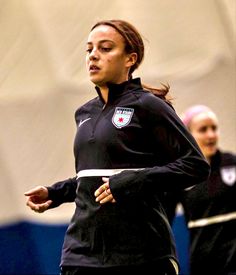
[126,52,138,68]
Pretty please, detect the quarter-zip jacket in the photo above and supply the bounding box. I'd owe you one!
[47,78,210,269]
[181,150,236,275]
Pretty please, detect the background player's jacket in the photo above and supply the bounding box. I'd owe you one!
[47,78,210,269]
[182,150,236,275]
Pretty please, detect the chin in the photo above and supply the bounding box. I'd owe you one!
[206,148,217,158]
[90,78,104,86]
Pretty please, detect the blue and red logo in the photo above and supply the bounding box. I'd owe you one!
[112,107,134,128]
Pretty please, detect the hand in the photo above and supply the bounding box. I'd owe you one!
[24,186,52,213]
[94,177,116,204]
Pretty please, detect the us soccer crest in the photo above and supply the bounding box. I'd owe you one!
[112,107,134,129]
[220,166,236,186]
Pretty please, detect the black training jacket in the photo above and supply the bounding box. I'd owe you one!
[47,78,210,269]
[182,150,236,275]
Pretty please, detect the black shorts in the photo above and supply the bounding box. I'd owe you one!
[60,260,177,275]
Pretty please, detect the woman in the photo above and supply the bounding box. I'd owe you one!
[24,20,209,275]
[180,105,236,275]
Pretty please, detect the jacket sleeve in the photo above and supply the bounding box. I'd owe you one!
[109,95,210,201]
[47,177,77,208]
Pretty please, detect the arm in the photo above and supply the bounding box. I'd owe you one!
[47,177,78,208]
[109,96,210,201]
[24,177,78,212]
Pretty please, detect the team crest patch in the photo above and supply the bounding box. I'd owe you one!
[112,107,134,129]
[220,166,236,186]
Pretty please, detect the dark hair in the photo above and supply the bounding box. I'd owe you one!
[91,19,172,104]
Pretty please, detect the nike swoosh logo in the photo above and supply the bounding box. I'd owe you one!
[79,117,91,127]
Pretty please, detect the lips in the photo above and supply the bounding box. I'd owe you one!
[89,65,100,72]
[204,141,217,151]
[206,141,217,147]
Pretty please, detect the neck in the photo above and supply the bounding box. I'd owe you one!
[99,86,109,104]
[205,155,211,164]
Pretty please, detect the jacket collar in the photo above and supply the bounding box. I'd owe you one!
[95,78,142,104]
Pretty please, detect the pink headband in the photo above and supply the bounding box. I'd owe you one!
[181,105,212,127]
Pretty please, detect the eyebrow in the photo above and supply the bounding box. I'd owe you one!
[87,39,114,45]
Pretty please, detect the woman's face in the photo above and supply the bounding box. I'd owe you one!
[189,111,219,161]
[86,25,135,88]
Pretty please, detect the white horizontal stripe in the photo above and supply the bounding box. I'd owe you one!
[169,258,179,275]
[188,212,236,228]
[77,168,144,178]
[175,203,184,216]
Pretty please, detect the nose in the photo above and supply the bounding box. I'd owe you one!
[89,48,99,60]
[206,128,217,139]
